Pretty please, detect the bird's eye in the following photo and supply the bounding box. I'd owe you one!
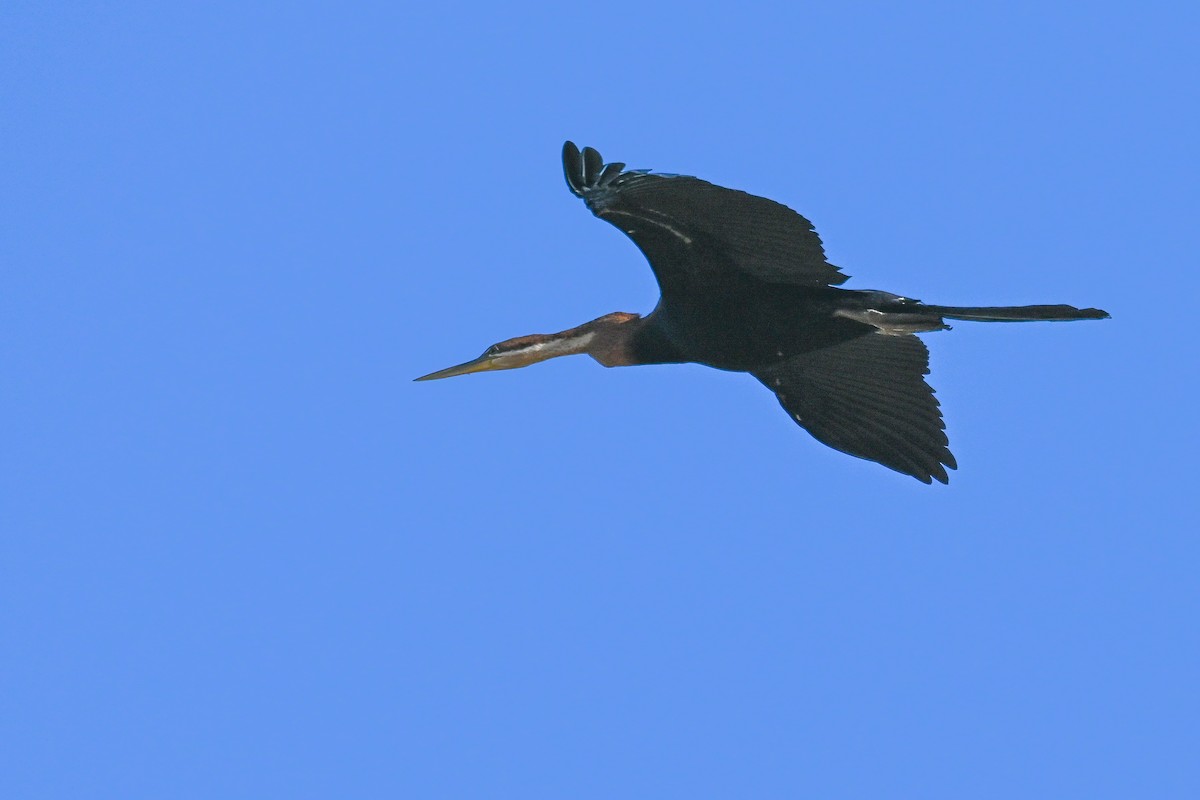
[484,345,501,357]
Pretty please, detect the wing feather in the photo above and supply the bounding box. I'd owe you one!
[563,141,849,289]
[752,333,956,483]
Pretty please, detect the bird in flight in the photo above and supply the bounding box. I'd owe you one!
[417,142,1108,483]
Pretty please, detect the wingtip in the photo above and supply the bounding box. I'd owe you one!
[562,140,585,196]
[912,463,952,485]
[563,141,622,198]
[581,146,604,185]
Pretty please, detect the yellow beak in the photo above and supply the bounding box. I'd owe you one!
[413,354,500,382]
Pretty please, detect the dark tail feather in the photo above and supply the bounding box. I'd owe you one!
[918,304,1110,323]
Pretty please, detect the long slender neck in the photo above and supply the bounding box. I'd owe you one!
[497,311,684,370]
[576,311,686,367]
[564,312,646,367]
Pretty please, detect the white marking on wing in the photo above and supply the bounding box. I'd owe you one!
[602,209,693,245]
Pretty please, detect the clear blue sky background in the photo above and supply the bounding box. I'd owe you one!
[3,2,1197,797]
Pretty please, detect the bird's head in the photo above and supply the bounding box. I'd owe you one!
[414,312,642,381]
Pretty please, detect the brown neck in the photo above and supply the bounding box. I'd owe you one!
[485,312,647,372]
[570,312,645,367]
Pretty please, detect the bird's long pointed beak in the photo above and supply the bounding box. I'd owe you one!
[413,354,499,382]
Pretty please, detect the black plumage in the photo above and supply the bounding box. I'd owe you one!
[417,142,1109,483]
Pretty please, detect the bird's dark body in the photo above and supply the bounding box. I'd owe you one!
[632,284,869,371]
[417,142,1108,484]
[561,140,1106,483]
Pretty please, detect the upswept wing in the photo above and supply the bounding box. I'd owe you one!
[562,141,848,289]
[752,333,956,484]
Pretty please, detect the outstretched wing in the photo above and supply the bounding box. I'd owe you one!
[752,333,956,483]
[562,141,848,289]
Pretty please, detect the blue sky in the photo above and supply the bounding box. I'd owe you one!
[3,1,1197,797]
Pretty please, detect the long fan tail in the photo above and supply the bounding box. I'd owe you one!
[917,304,1110,322]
